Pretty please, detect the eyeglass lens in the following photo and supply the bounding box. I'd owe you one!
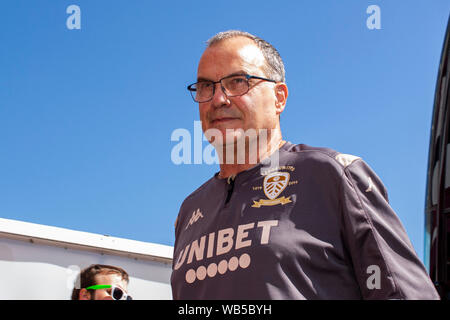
[195,75,248,102]
[112,287,124,300]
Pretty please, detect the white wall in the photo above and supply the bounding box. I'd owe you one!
[0,219,174,300]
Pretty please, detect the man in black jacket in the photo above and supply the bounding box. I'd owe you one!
[171,30,439,300]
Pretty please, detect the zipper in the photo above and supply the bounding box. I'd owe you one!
[224,175,236,206]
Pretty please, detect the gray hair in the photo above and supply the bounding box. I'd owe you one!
[206,30,286,83]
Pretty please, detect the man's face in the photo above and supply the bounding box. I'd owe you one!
[80,273,129,300]
[197,37,285,145]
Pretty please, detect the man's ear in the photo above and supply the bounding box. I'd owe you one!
[274,83,288,115]
[79,288,92,300]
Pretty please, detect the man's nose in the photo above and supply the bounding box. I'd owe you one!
[211,82,230,108]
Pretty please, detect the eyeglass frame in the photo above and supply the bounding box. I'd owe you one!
[187,73,277,103]
[85,284,132,300]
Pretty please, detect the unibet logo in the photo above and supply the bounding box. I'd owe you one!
[174,220,279,284]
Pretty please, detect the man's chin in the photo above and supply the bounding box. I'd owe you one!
[204,126,239,143]
[207,131,261,148]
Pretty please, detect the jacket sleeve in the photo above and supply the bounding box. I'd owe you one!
[339,158,439,299]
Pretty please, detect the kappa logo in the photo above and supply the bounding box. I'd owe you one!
[185,208,204,230]
[252,172,292,208]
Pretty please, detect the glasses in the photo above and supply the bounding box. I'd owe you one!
[187,74,277,103]
[86,284,133,300]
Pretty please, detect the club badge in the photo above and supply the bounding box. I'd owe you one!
[252,172,292,208]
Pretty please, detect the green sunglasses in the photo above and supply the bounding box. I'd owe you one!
[85,284,132,300]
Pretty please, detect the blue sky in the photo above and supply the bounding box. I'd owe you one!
[0,0,449,266]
